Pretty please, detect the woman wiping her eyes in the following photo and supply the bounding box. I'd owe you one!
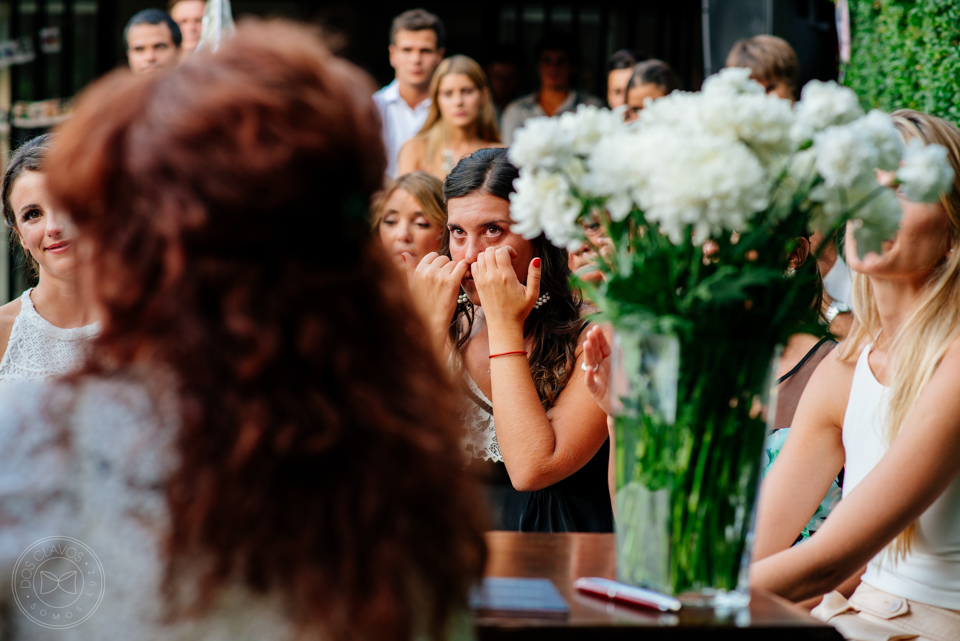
[403,147,612,532]
[0,134,99,383]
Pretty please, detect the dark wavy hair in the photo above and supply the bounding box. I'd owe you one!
[442,148,583,409]
[45,20,486,641]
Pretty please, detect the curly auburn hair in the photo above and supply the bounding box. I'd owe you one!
[45,20,486,641]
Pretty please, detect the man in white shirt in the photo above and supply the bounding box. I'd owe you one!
[373,9,446,179]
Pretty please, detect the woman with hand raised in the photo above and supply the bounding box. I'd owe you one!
[403,148,612,532]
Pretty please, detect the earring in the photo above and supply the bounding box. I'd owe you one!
[533,292,551,310]
[457,290,470,306]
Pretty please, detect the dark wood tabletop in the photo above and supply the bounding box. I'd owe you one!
[477,532,843,640]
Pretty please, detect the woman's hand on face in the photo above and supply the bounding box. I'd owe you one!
[583,325,613,415]
[401,251,469,335]
[472,246,541,329]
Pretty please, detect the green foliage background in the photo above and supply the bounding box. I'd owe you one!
[844,0,960,124]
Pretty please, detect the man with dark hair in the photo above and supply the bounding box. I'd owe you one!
[373,8,446,178]
[125,8,182,75]
[168,0,205,55]
[500,31,602,145]
[607,49,647,108]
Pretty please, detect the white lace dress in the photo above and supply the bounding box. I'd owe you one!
[0,289,100,383]
[0,376,297,640]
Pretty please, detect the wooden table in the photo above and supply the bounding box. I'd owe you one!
[477,532,843,640]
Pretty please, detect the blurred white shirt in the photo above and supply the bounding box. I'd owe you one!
[373,80,431,179]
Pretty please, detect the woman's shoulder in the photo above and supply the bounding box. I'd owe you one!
[398,136,427,160]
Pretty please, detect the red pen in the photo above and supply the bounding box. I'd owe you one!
[574,577,682,612]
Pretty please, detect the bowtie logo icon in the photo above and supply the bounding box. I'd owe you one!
[39,571,77,595]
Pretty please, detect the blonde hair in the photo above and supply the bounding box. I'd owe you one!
[726,35,799,94]
[371,171,446,229]
[414,55,500,173]
[838,110,960,558]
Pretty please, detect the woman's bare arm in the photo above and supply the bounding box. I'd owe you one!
[477,247,609,491]
[752,339,960,602]
[753,352,851,561]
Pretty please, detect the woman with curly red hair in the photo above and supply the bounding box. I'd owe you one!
[0,20,486,641]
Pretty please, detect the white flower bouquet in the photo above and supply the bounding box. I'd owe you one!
[507,69,953,602]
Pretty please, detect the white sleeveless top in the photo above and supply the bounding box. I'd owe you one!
[842,344,960,609]
[0,288,100,383]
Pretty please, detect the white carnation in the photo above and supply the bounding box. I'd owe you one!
[508,116,568,171]
[509,169,583,250]
[858,110,902,171]
[631,130,770,244]
[701,66,764,96]
[897,138,955,203]
[813,125,872,190]
[792,80,863,143]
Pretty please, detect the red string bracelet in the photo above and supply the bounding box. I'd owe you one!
[489,351,528,359]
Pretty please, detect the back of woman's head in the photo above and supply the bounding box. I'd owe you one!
[45,20,485,640]
[442,148,582,409]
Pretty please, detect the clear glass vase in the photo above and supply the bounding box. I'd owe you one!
[610,329,779,608]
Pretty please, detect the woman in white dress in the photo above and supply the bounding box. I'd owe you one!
[749,110,960,640]
[0,21,485,641]
[0,134,99,382]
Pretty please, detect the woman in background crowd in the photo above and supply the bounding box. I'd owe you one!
[398,55,502,180]
[0,21,486,641]
[0,134,99,383]
[623,59,680,122]
[752,110,960,640]
[404,148,612,533]
[374,170,446,268]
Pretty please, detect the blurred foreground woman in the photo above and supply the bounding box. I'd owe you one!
[0,21,486,641]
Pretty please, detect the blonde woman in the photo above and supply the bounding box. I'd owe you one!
[750,110,960,639]
[397,55,502,180]
[374,171,446,267]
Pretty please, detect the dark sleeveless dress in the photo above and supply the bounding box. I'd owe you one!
[462,321,614,533]
[477,445,614,533]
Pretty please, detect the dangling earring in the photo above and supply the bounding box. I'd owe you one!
[457,290,471,307]
[533,292,551,310]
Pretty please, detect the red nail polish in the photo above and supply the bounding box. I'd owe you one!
[533,258,541,268]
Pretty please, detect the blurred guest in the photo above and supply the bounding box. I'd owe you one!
[0,134,99,384]
[728,35,849,335]
[374,9,446,179]
[404,148,612,532]
[752,111,960,640]
[168,0,205,55]
[374,170,446,268]
[726,35,799,101]
[623,59,680,123]
[567,214,612,284]
[125,8,182,75]
[500,32,602,145]
[606,49,644,109]
[484,45,520,125]
[398,55,502,180]
[0,21,485,640]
